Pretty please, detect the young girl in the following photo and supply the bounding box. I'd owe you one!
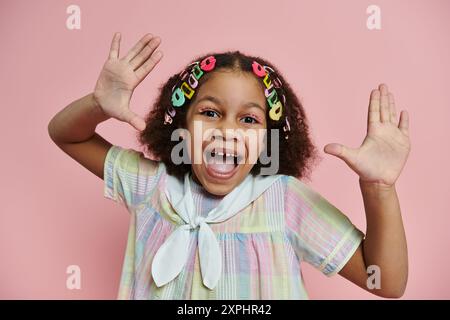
[48,33,410,299]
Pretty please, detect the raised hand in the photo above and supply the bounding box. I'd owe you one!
[93,32,163,131]
[324,84,411,188]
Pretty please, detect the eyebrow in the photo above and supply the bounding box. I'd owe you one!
[194,95,265,113]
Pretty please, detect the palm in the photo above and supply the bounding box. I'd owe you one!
[94,60,139,117]
[93,32,163,131]
[324,84,411,187]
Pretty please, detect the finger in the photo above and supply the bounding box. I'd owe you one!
[121,109,147,131]
[129,36,162,70]
[134,50,164,82]
[398,110,409,136]
[108,32,121,60]
[388,92,398,124]
[323,143,358,167]
[379,83,390,122]
[124,33,154,62]
[368,89,381,128]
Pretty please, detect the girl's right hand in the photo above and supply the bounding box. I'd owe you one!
[93,32,163,131]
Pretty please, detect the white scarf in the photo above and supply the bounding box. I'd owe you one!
[151,169,282,290]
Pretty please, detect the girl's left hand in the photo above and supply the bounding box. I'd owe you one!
[324,83,411,188]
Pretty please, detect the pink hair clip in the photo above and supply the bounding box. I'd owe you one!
[163,112,173,125]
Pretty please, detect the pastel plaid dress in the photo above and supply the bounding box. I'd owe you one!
[103,145,364,299]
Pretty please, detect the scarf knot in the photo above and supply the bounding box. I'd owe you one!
[190,216,206,229]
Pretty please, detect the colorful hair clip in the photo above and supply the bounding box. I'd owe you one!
[167,104,176,117]
[282,116,291,140]
[252,61,290,138]
[165,57,290,135]
[252,61,266,77]
[164,111,173,125]
[163,104,177,125]
[200,56,216,71]
[170,56,217,109]
[164,56,217,125]
[171,87,186,107]
[263,66,283,89]
[179,69,190,81]
[251,61,283,121]
[269,101,283,121]
[191,64,204,79]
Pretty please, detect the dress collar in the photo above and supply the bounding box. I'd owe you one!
[152,164,282,289]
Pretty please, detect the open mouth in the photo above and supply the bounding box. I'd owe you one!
[203,148,244,180]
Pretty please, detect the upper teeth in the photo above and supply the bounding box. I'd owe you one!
[213,151,236,157]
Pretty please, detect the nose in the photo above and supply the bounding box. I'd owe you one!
[210,128,242,147]
[211,117,244,144]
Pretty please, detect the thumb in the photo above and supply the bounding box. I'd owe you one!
[323,143,358,165]
[120,109,147,131]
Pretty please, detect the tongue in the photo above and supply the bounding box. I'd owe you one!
[207,156,236,173]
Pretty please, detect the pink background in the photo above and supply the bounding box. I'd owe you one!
[1,0,449,299]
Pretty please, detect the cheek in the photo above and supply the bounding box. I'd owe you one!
[243,130,266,159]
[257,132,266,152]
[184,122,215,163]
[186,118,213,139]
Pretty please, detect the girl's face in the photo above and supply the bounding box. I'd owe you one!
[185,70,268,196]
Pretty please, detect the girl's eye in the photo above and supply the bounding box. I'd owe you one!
[200,110,220,118]
[241,116,258,124]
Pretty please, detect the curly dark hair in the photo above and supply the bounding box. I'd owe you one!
[138,50,321,181]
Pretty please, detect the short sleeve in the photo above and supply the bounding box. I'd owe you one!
[284,176,365,276]
[103,145,160,210]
